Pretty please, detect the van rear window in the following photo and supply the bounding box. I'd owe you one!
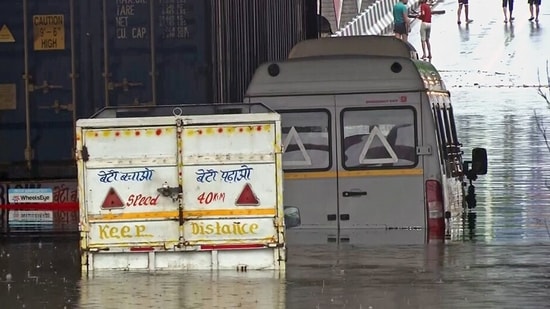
[341,107,418,169]
[279,109,331,171]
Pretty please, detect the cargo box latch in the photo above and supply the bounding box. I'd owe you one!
[157,182,181,201]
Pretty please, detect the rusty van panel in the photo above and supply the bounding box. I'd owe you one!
[76,103,284,270]
[181,124,276,159]
[82,126,177,162]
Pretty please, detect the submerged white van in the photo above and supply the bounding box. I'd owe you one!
[244,36,487,243]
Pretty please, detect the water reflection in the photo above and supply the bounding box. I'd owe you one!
[450,87,550,242]
[80,271,286,309]
[1,238,549,308]
[0,238,80,308]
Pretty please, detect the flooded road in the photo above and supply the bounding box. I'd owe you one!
[2,1,550,308]
[408,0,550,243]
[1,239,549,308]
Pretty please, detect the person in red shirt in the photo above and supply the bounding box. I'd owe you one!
[418,0,432,59]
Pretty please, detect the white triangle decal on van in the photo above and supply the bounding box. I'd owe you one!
[359,126,398,164]
[283,126,312,166]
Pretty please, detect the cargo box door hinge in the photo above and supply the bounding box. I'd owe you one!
[77,145,89,162]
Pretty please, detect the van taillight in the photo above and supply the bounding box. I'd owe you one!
[426,180,445,241]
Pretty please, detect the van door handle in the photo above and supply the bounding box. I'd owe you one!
[343,191,367,197]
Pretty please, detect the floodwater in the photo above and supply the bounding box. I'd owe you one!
[1,237,550,308]
[2,1,550,309]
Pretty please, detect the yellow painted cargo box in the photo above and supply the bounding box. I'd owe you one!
[75,103,285,271]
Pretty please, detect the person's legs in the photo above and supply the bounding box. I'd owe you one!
[421,41,427,58]
[395,23,407,42]
[535,3,540,21]
[502,0,508,21]
[420,24,427,58]
[457,3,463,23]
[529,1,534,20]
[425,24,432,58]
[509,0,514,19]
[394,23,402,39]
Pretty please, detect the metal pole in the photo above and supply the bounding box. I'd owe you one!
[70,0,78,155]
[149,0,157,105]
[102,0,110,107]
[23,0,32,170]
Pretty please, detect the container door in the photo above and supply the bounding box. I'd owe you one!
[81,125,181,251]
[335,93,425,230]
[179,121,282,265]
[0,0,80,178]
[93,0,209,108]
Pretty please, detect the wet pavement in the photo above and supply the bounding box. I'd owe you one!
[408,0,550,243]
[2,1,550,308]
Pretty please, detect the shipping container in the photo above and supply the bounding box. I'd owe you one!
[0,0,313,182]
[210,0,312,102]
[76,103,287,271]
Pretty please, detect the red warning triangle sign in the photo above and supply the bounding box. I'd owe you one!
[102,187,125,209]
[235,183,260,206]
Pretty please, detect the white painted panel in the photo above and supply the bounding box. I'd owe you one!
[183,163,276,211]
[83,126,176,161]
[84,166,178,215]
[183,217,277,243]
[88,220,180,246]
[182,124,275,160]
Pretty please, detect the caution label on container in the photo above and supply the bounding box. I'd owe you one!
[33,15,65,50]
[0,24,15,43]
[0,84,16,110]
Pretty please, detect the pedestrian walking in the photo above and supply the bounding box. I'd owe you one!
[418,0,432,59]
[528,0,541,22]
[457,0,473,24]
[393,0,411,42]
[503,0,515,22]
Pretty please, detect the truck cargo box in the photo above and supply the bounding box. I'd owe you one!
[75,103,285,271]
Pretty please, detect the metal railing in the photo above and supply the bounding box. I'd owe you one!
[334,0,422,36]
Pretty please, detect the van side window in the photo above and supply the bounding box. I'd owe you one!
[433,103,462,177]
[445,105,463,177]
[341,107,417,169]
[432,104,448,172]
[279,109,331,171]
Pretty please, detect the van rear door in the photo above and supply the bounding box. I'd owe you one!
[335,93,425,230]
[252,96,338,229]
